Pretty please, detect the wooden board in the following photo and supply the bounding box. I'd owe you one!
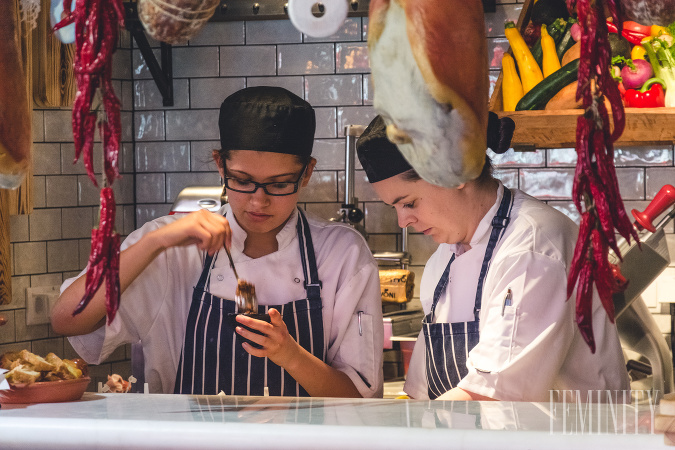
[0,0,36,305]
[488,0,675,148]
[0,189,10,305]
[9,0,34,216]
[32,0,76,108]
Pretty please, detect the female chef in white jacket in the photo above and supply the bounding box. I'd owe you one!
[356,115,629,402]
[52,87,383,398]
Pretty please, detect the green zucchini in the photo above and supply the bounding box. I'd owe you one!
[515,58,580,111]
[531,18,568,67]
[556,18,577,60]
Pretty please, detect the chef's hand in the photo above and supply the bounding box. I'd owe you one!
[236,309,301,368]
[149,209,232,255]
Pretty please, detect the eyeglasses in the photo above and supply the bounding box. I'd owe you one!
[224,165,308,196]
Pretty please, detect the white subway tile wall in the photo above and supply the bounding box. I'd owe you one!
[4,1,675,386]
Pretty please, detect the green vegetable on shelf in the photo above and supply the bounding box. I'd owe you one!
[642,36,675,107]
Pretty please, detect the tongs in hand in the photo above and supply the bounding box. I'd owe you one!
[224,246,257,314]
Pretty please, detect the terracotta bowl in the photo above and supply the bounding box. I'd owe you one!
[0,377,91,404]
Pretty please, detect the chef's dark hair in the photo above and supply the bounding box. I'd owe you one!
[357,112,514,184]
[217,86,315,166]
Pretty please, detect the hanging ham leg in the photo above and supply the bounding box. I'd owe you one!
[368,0,488,188]
[0,1,31,189]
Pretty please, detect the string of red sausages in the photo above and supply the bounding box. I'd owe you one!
[53,0,124,324]
[566,0,638,352]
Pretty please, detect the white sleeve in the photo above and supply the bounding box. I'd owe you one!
[457,251,575,401]
[66,218,186,365]
[327,260,384,398]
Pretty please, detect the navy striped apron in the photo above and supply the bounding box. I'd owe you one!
[424,188,514,399]
[174,209,325,397]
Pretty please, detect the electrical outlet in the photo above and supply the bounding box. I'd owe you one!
[26,286,60,326]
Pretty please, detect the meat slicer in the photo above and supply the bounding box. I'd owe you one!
[611,184,675,401]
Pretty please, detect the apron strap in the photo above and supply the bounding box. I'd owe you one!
[297,208,322,301]
[427,254,455,323]
[473,187,513,320]
[196,251,218,292]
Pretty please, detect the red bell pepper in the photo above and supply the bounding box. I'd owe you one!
[622,29,649,45]
[606,20,618,34]
[621,21,650,45]
[624,78,666,108]
[623,21,651,35]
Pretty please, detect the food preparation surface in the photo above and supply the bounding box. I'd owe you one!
[0,393,665,449]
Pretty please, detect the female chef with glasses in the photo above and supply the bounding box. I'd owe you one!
[356,115,629,402]
[53,87,384,398]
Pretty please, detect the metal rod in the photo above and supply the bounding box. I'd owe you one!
[671,303,675,375]
[126,20,174,107]
[401,227,408,253]
[160,42,174,107]
[344,125,364,206]
[224,246,239,280]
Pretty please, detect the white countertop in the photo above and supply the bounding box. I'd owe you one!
[0,392,665,449]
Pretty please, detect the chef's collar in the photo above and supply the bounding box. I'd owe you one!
[224,205,299,257]
[447,181,505,254]
[219,86,315,158]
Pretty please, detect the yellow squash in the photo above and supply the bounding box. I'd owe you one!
[541,25,561,77]
[501,54,524,111]
[504,21,544,93]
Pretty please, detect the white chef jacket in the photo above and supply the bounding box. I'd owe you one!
[64,206,384,397]
[404,182,630,401]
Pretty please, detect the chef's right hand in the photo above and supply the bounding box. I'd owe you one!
[149,209,232,255]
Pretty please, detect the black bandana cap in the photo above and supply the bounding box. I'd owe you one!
[219,86,316,158]
[356,115,412,183]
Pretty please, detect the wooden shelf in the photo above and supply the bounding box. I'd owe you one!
[489,108,675,149]
[488,0,675,148]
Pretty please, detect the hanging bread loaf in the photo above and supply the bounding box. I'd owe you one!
[368,0,489,188]
[0,0,31,189]
[138,0,219,45]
